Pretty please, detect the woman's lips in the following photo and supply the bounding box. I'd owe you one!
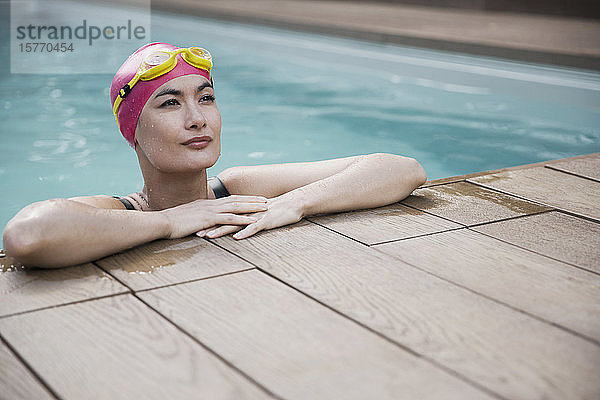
[182,136,212,148]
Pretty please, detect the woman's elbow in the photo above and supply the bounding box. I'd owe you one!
[2,201,56,267]
[372,153,426,187]
[408,157,427,187]
[3,221,42,265]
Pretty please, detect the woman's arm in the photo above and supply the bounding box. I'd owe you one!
[285,153,426,217]
[2,195,267,268]
[199,153,426,239]
[219,154,363,198]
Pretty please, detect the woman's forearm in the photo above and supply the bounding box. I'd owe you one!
[2,199,169,268]
[289,153,427,217]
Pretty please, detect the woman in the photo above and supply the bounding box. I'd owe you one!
[2,42,426,268]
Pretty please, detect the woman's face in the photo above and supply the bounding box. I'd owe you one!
[135,74,221,173]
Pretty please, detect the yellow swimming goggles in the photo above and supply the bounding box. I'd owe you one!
[112,47,213,121]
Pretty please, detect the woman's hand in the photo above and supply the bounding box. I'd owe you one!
[159,195,269,239]
[196,193,304,240]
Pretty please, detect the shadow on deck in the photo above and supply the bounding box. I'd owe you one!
[1,153,599,399]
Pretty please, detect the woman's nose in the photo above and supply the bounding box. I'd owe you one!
[184,103,207,130]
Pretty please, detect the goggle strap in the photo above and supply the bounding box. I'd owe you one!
[119,84,132,99]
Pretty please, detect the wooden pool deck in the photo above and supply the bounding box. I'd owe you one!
[1,152,599,399]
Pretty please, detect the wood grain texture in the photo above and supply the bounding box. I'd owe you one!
[373,228,600,342]
[0,339,55,400]
[139,269,491,400]
[0,256,128,318]
[0,294,270,400]
[423,153,597,188]
[401,181,550,225]
[307,203,461,245]
[209,220,600,400]
[545,153,600,182]
[468,167,600,220]
[471,211,600,273]
[95,237,254,291]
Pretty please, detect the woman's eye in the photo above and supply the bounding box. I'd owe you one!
[200,94,215,103]
[160,98,179,107]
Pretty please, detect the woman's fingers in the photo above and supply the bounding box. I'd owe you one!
[221,195,268,203]
[213,213,261,226]
[233,220,265,240]
[219,201,269,214]
[203,224,243,239]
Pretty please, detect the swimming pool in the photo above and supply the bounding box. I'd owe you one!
[1,3,599,231]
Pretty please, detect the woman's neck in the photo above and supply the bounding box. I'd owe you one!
[140,168,209,211]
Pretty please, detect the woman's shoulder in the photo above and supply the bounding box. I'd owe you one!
[68,193,147,211]
[67,175,230,210]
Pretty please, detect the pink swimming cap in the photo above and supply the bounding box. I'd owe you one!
[110,42,212,149]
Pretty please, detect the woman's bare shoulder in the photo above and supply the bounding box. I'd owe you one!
[67,192,146,211]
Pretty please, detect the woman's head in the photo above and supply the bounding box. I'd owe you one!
[135,74,221,172]
[110,42,221,172]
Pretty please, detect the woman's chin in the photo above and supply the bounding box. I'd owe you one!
[182,152,219,170]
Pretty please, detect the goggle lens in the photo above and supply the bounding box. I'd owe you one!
[143,51,171,68]
[183,47,213,71]
[190,47,210,59]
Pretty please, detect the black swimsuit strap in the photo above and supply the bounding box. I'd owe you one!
[208,176,231,198]
[112,195,135,210]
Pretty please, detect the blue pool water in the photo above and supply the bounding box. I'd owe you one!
[1,3,599,231]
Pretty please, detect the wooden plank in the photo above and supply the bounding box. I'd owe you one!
[422,153,598,187]
[0,256,129,318]
[95,237,255,291]
[0,294,270,400]
[468,167,600,221]
[471,211,600,274]
[0,339,55,400]
[307,203,461,245]
[209,221,600,400]
[401,181,550,225]
[373,228,600,343]
[139,269,491,400]
[545,153,600,182]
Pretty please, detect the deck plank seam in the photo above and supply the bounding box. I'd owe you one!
[423,152,600,187]
[466,217,600,277]
[128,291,284,400]
[202,239,509,400]
[421,178,465,188]
[366,226,467,247]
[370,242,600,346]
[467,180,600,224]
[0,290,131,320]
[544,165,600,183]
[1,328,64,400]
[304,218,379,246]
[133,266,257,294]
[399,197,553,227]
[363,208,555,247]
[307,209,468,246]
